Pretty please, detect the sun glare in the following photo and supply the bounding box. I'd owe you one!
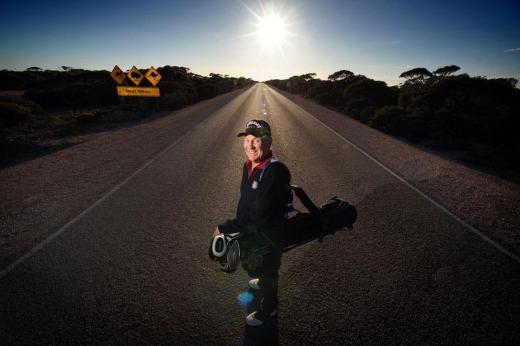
[256,13,288,47]
[235,2,297,56]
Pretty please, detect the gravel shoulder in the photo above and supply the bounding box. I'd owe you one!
[273,87,520,258]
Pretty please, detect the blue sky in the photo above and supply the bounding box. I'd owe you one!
[0,0,518,85]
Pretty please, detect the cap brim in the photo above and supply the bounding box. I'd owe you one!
[237,128,271,138]
[237,128,257,137]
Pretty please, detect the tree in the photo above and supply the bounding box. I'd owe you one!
[496,77,518,87]
[209,73,223,80]
[61,66,73,71]
[399,67,433,83]
[433,65,460,77]
[328,69,354,81]
[157,65,190,81]
[301,73,316,82]
[286,74,312,93]
[26,67,42,72]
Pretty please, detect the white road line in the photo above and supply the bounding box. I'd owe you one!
[0,91,251,280]
[268,86,520,265]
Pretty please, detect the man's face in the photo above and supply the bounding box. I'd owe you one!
[243,134,272,163]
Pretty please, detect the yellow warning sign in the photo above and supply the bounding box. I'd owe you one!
[145,66,162,86]
[127,66,144,86]
[117,86,160,97]
[110,65,126,85]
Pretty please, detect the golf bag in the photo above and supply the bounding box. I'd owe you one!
[209,185,357,272]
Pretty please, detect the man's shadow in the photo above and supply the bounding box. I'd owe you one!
[242,288,279,346]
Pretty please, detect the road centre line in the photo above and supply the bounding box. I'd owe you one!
[0,89,253,280]
[267,87,520,265]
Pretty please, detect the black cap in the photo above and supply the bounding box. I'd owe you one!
[237,119,272,137]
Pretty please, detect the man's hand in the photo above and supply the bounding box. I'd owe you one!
[212,227,221,237]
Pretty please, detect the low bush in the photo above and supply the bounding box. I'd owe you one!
[197,83,218,100]
[0,96,43,127]
[0,101,34,126]
[160,91,194,110]
[370,106,407,134]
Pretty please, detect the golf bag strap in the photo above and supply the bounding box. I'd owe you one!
[290,185,320,214]
[258,157,279,183]
[290,184,328,242]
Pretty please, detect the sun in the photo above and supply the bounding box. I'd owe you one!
[256,13,288,47]
[236,2,297,55]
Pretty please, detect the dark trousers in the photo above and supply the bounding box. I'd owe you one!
[251,246,282,314]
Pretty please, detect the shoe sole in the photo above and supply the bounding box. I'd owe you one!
[246,310,277,326]
[248,279,261,290]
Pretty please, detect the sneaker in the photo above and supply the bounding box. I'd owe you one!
[246,310,277,327]
[248,278,261,290]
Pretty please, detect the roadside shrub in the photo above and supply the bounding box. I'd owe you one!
[314,91,341,107]
[0,95,43,127]
[370,106,407,134]
[0,71,26,90]
[359,106,377,123]
[0,95,42,112]
[0,101,34,126]
[160,81,190,94]
[197,83,217,100]
[344,97,376,121]
[160,91,194,110]
[402,108,431,142]
[343,78,398,108]
[25,79,117,108]
[157,66,190,81]
[312,81,344,107]
[430,131,459,150]
[266,79,288,91]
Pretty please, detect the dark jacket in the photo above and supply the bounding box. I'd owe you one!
[218,156,292,245]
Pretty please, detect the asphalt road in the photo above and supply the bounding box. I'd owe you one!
[1,84,519,345]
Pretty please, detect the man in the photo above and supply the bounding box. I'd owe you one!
[213,119,292,327]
